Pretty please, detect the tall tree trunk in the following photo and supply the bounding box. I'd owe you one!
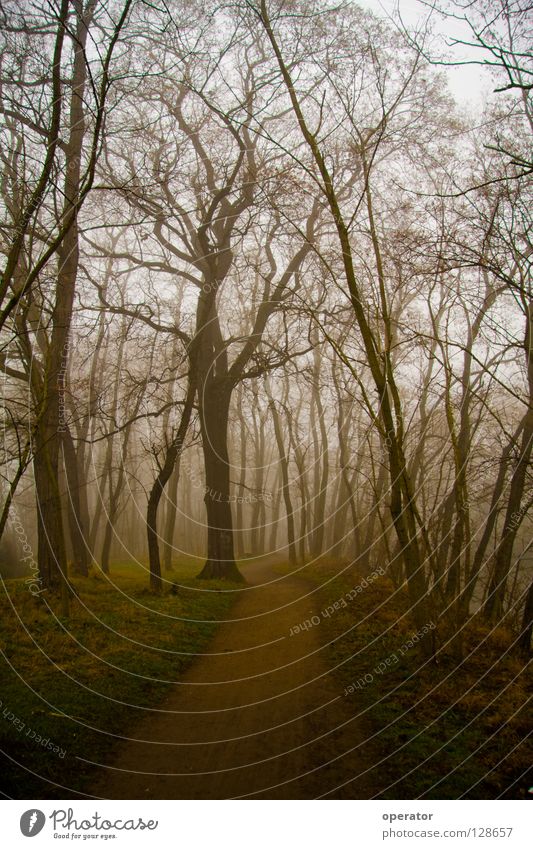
[197,381,242,580]
[61,425,89,576]
[309,343,329,558]
[161,460,181,572]
[33,432,66,594]
[249,387,267,555]
[95,317,129,573]
[0,441,31,543]
[269,397,297,567]
[518,576,533,657]
[485,300,533,621]
[332,360,358,562]
[484,417,533,620]
[285,396,310,564]
[268,467,282,553]
[258,12,431,632]
[148,380,197,591]
[235,391,248,557]
[360,457,386,572]
[34,2,95,615]
[100,512,114,576]
[461,424,521,613]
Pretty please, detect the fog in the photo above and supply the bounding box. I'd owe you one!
[0,0,531,803]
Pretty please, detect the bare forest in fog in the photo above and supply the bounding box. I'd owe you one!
[0,0,531,801]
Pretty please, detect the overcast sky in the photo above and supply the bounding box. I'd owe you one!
[356,0,490,109]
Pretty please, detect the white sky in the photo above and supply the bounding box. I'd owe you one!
[356,0,491,110]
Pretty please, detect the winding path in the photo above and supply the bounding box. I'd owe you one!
[93,562,374,799]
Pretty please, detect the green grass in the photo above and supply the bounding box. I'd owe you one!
[298,559,532,800]
[0,561,238,798]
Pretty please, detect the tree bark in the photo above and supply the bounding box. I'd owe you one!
[34,3,95,612]
[269,397,297,567]
[161,460,181,571]
[485,300,533,621]
[484,417,533,620]
[147,380,197,591]
[518,576,533,657]
[197,381,243,580]
[61,425,89,576]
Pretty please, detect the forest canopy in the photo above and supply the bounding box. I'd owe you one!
[0,0,532,677]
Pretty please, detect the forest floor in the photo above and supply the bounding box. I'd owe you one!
[0,561,236,798]
[302,560,532,800]
[93,561,375,799]
[1,558,530,799]
[94,559,532,800]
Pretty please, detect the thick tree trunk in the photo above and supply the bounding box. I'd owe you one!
[197,382,243,580]
[61,425,89,576]
[33,428,66,593]
[33,2,95,616]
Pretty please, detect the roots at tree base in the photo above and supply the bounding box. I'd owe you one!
[197,559,244,581]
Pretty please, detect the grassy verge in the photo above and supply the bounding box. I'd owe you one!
[299,560,531,800]
[0,561,238,799]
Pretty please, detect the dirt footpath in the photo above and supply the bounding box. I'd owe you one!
[93,563,375,799]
